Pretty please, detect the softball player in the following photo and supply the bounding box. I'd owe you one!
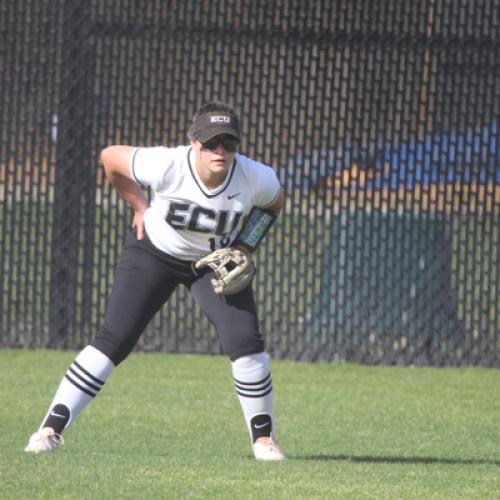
[25,101,286,460]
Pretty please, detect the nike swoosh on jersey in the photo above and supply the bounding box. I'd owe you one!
[227,192,241,199]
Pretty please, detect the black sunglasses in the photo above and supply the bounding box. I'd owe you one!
[201,137,240,152]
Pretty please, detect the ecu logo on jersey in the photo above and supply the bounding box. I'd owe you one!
[166,202,243,236]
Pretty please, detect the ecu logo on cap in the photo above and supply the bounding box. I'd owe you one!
[210,115,231,123]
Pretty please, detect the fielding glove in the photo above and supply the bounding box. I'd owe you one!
[194,248,255,295]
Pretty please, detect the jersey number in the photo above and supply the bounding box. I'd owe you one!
[209,234,231,251]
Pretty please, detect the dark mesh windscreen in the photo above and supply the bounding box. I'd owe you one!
[1,1,499,366]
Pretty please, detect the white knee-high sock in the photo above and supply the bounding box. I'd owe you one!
[231,352,275,441]
[40,345,115,432]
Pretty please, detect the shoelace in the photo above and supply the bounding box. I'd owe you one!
[43,433,64,447]
[51,433,64,445]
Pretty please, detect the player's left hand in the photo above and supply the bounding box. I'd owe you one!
[194,248,255,295]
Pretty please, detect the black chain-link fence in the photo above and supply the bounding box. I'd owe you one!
[1,0,499,366]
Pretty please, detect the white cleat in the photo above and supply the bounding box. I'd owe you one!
[252,436,286,461]
[24,427,64,453]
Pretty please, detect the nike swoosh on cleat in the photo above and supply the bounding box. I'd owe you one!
[50,412,66,418]
[227,193,241,200]
[254,422,270,429]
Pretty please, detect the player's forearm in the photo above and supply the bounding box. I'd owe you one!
[235,190,284,253]
[105,170,149,212]
[100,146,149,213]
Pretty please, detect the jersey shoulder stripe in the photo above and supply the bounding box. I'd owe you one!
[129,147,145,187]
[261,188,280,208]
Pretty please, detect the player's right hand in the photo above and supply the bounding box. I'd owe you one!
[132,210,146,240]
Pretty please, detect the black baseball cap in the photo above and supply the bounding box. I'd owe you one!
[190,112,241,143]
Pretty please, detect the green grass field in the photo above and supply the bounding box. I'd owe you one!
[1,350,499,499]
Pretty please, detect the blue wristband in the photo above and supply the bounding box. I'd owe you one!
[235,206,277,251]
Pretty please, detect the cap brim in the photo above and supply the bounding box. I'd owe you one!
[194,125,241,143]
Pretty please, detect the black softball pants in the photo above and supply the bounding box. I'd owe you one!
[91,233,264,365]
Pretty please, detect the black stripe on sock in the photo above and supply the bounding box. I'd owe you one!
[64,374,97,398]
[68,366,102,392]
[234,378,272,393]
[233,373,271,387]
[235,385,273,399]
[73,360,105,385]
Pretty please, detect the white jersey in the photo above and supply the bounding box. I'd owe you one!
[130,145,281,260]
